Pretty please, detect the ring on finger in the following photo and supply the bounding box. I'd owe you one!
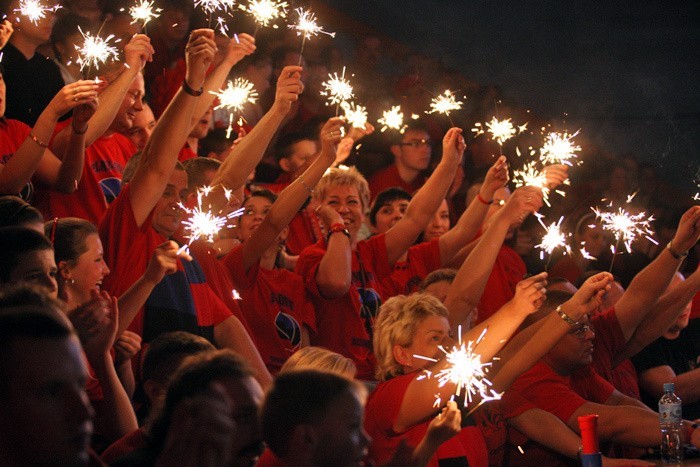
[73,96,78,102]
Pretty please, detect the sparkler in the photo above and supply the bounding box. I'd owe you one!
[512,161,552,206]
[178,185,244,253]
[592,194,657,271]
[377,105,406,133]
[534,214,571,269]
[341,101,368,129]
[539,130,581,166]
[413,326,502,408]
[427,90,463,126]
[321,67,354,115]
[75,27,119,76]
[14,0,60,24]
[194,0,237,15]
[288,8,335,65]
[472,117,526,146]
[211,78,258,139]
[128,0,161,28]
[239,0,287,34]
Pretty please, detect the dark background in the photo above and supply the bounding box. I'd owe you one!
[320,0,699,194]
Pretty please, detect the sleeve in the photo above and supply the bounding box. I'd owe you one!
[200,287,233,326]
[222,244,259,291]
[295,242,327,299]
[579,366,616,403]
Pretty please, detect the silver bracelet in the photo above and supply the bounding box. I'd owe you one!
[556,305,578,327]
[297,174,314,195]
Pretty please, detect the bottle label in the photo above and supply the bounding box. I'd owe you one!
[659,403,682,424]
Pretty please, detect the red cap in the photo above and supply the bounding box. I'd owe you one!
[578,414,599,454]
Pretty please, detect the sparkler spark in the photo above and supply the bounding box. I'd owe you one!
[512,161,552,206]
[14,0,59,24]
[129,0,161,26]
[212,78,259,113]
[320,67,354,106]
[179,186,244,247]
[534,214,571,260]
[239,0,287,28]
[287,7,335,39]
[540,130,581,166]
[592,197,657,254]
[75,28,119,73]
[341,101,368,129]
[194,0,236,15]
[414,326,502,407]
[472,117,526,146]
[427,90,463,116]
[377,105,406,133]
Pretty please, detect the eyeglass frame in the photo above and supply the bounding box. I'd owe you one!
[568,322,595,339]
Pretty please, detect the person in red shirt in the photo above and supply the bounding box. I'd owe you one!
[296,127,466,380]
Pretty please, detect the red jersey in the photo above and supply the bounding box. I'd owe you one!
[368,164,426,201]
[38,121,135,224]
[365,373,489,467]
[296,234,391,380]
[178,143,197,162]
[476,245,526,324]
[222,245,315,374]
[380,238,442,297]
[0,118,34,201]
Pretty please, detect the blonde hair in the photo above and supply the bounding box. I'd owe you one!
[313,166,371,211]
[280,346,357,379]
[373,293,449,382]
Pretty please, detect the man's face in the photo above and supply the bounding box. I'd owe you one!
[313,389,371,467]
[111,74,145,133]
[127,103,156,151]
[152,170,188,238]
[10,249,58,298]
[280,140,317,179]
[546,314,596,374]
[0,336,93,466]
[372,198,409,234]
[221,376,264,467]
[393,129,432,172]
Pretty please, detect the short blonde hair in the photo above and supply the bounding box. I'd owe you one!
[313,166,371,211]
[280,346,357,379]
[373,293,449,382]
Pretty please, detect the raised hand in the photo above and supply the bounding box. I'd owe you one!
[123,34,155,71]
[560,271,614,322]
[542,164,569,190]
[144,240,186,285]
[316,203,344,229]
[272,65,304,114]
[114,330,142,366]
[318,117,345,164]
[671,205,700,254]
[185,29,218,91]
[480,155,509,201]
[426,400,461,446]
[46,80,100,119]
[0,19,14,49]
[509,272,548,317]
[441,127,466,166]
[222,33,256,66]
[498,186,544,226]
[69,290,119,363]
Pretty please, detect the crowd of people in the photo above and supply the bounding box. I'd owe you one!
[1,1,700,466]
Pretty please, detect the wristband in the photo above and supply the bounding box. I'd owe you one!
[666,241,688,260]
[476,192,493,205]
[182,79,204,97]
[28,132,49,148]
[556,305,579,327]
[327,222,350,241]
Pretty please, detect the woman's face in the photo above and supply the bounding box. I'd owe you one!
[400,314,450,372]
[322,185,365,240]
[423,199,450,242]
[65,234,110,301]
[237,196,272,242]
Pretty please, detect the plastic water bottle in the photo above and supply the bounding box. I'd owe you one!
[659,382,683,463]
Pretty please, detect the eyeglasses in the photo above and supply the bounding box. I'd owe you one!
[400,139,432,148]
[568,322,595,339]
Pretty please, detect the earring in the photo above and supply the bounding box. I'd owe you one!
[70,278,75,285]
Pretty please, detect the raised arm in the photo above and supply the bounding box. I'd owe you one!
[51,34,154,154]
[437,155,509,264]
[314,204,353,298]
[129,29,217,227]
[614,205,700,342]
[384,127,465,265]
[0,81,97,193]
[239,118,342,271]
[211,65,304,191]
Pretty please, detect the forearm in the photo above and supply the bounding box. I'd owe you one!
[670,370,700,404]
[52,127,87,192]
[466,302,528,362]
[316,235,352,298]
[510,408,582,459]
[574,405,660,447]
[116,277,158,337]
[438,196,490,264]
[214,316,272,389]
[403,162,457,234]
[190,59,234,129]
[90,353,139,440]
[116,360,136,399]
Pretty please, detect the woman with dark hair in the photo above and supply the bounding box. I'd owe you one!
[0,195,44,231]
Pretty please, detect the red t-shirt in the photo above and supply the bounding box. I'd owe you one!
[99,183,232,347]
[100,428,147,464]
[296,234,391,380]
[380,238,442,297]
[222,245,316,374]
[476,245,526,324]
[0,118,34,201]
[691,290,700,319]
[368,164,426,201]
[475,392,534,466]
[365,373,489,467]
[178,143,197,162]
[38,121,136,224]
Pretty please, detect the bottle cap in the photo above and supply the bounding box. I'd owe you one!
[663,382,675,393]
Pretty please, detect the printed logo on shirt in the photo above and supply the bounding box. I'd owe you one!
[99,177,122,204]
[275,311,302,348]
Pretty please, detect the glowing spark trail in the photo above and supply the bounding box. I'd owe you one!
[194,0,237,15]
[288,7,335,39]
[377,105,406,133]
[592,196,657,256]
[427,90,463,117]
[321,67,354,107]
[14,0,60,24]
[212,78,259,113]
[413,326,502,408]
[341,101,368,129]
[239,0,287,28]
[179,186,245,249]
[129,0,161,26]
[472,117,526,146]
[534,214,571,268]
[75,28,119,73]
[512,161,552,206]
[540,130,581,166]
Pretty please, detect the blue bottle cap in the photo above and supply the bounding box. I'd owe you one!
[663,382,675,393]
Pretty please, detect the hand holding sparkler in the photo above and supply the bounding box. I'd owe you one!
[667,205,700,258]
[559,271,614,322]
[318,117,345,164]
[221,32,256,66]
[440,127,466,168]
[505,272,548,318]
[270,65,304,115]
[480,155,509,202]
[497,186,543,227]
[542,164,569,190]
[123,33,155,71]
[334,122,375,167]
[0,19,13,49]
[185,29,218,92]
[410,400,461,464]
[144,240,190,286]
[46,80,100,119]
[70,94,99,134]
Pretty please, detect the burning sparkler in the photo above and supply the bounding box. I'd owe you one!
[341,101,368,129]
[75,27,119,75]
[128,0,161,27]
[14,0,60,24]
[534,214,571,269]
[194,0,236,15]
[377,105,406,133]
[427,90,463,126]
[472,117,526,146]
[211,78,258,138]
[239,0,287,31]
[288,7,335,66]
[178,185,244,253]
[321,67,353,113]
[414,326,502,408]
[512,161,552,206]
[539,130,581,166]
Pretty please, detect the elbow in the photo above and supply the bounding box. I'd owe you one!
[318,277,351,299]
[56,179,78,193]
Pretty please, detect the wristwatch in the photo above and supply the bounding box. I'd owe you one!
[327,222,350,241]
